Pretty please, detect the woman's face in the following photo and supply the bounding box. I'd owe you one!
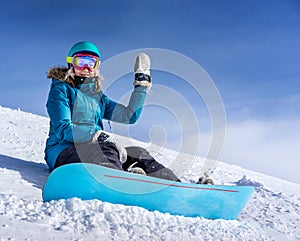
[74,67,96,78]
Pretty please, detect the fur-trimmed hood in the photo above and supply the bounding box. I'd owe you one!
[47,66,103,93]
[47,67,69,81]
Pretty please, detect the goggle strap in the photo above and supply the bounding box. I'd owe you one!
[66,56,73,63]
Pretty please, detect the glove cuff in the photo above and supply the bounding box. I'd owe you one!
[135,73,151,82]
[133,80,152,88]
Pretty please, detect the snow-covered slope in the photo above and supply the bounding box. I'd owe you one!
[0,106,299,241]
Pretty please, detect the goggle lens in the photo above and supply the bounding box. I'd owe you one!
[72,54,100,71]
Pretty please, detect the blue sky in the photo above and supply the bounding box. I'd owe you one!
[1,0,300,183]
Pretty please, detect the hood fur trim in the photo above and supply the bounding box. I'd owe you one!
[47,66,103,93]
[47,67,68,81]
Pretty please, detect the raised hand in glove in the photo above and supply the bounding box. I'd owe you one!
[133,53,152,87]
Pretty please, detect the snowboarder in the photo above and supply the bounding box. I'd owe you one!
[44,41,182,182]
[44,41,213,184]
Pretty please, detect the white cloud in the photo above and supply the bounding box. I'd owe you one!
[220,118,300,184]
[158,115,300,184]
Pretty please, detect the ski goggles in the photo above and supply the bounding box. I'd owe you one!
[66,54,100,71]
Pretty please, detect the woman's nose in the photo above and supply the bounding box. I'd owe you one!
[82,66,92,71]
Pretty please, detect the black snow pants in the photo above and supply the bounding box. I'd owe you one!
[54,142,180,182]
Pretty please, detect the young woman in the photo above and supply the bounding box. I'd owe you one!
[44,41,181,182]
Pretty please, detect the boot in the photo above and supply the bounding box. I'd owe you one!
[197,172,214,185]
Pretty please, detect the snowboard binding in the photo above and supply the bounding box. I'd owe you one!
[127,162,147,176]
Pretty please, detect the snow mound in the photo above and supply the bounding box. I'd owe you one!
[0,194,266,241]
[235,175,264,188]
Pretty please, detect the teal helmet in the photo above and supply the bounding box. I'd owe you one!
[66,41,101,63]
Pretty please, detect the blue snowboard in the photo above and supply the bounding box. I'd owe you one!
[42,163,254,219]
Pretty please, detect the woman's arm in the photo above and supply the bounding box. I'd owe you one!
[102,86,148,124]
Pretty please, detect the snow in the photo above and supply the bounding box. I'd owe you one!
[0,105,299,241]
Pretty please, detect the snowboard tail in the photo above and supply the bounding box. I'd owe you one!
[42,163,254,219]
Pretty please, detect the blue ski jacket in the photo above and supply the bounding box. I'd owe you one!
[45,67,147,171]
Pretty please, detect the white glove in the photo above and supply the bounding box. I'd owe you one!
[134,53,151,76]
[133,53,152,88]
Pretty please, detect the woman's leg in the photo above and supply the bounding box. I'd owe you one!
[123,146,181,182]
[54,142,123,170]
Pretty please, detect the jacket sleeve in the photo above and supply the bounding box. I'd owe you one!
[46,84,98,143]
[103,86,148,124]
